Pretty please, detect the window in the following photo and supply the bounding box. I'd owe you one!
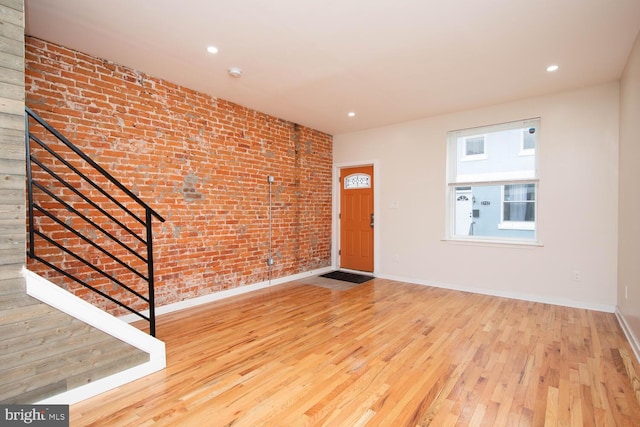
[447,118,539,242]
[463,135,486,160]
[500,183,535,230]
[520,128,535,155]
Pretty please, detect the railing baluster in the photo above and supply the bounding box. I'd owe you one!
[146,209,156,337]
[25,110,35,259]
[25,107,164,337]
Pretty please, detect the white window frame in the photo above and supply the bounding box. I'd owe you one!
[446,118,540,244]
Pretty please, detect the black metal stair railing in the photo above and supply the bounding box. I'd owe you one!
[25,106,165,336]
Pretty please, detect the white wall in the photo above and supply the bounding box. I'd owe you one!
[334,82,619,311]
[618,30,640,341]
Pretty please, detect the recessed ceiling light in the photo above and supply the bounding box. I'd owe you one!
[207,46,219,54]
[546,64,559,72]
[348,112,356,117]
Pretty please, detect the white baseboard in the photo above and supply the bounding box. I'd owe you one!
[23,268,166,405]
[118,266,334,323]
[375,272,617,313]
[615,308,640,365]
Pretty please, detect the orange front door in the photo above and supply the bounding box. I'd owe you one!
[340,165,374,272]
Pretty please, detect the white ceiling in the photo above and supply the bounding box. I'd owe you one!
[24,0,640,136]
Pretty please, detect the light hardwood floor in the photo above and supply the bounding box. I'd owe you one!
[70,278,640,426]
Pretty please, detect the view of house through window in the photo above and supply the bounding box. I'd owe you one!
[447,118,539,242]
[464,136,486,159]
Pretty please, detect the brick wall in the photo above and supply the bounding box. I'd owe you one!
[24,36,332,313]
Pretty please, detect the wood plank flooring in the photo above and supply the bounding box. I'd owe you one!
[70,278,640,426]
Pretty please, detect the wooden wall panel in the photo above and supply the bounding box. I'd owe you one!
[0,0,24,287]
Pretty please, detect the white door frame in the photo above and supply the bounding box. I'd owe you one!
[333,160,380,274]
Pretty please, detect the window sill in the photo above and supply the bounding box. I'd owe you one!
[442,237,543,248]
[461,154,488,162]
[498,222,535,231]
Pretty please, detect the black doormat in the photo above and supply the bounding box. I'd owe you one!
[319,271,374,284]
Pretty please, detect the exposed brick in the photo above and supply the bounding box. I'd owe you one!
[24,36,332,314]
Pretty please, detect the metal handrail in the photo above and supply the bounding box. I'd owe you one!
[25,107,165,336]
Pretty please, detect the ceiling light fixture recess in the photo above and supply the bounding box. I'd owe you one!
[206,46,219,54]
[546,64,559,72]
[228,67,243,78]
[348,112,356,117]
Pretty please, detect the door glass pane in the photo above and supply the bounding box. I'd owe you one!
[344,173,371,189]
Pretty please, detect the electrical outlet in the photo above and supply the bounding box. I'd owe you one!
[267,175,275,183]
[572,270,582,281]
[267,258,274,266]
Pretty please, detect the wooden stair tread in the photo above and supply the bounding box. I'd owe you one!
[0,301,62,326]
[1,336,149,403]
[0,318,95,354]
[0,326,121,369]
[0,277,26,296]
[0,291,153,404]
[0,293,41,310]
[0,307,80,339]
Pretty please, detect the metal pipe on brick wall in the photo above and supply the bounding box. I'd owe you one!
[267,175,275,284]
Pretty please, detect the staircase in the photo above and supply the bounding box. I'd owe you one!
[0,285,149,403]
[0,107,166,404]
